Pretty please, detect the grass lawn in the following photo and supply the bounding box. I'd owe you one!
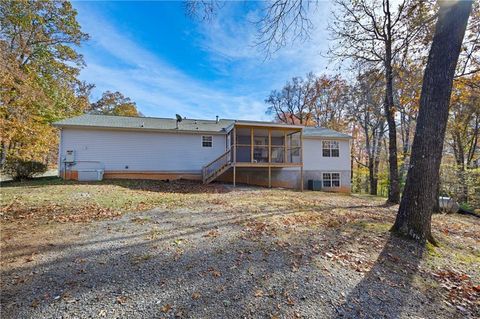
[1,178,479,318]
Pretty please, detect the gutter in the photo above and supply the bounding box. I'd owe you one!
[51,124,229,135]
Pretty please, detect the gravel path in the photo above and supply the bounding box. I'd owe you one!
[0,193,473,318]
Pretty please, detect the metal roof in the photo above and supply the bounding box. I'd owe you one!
[54,114,351,138]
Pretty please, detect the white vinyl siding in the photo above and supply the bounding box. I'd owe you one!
[60,128,226,172]
[303,138,351,171]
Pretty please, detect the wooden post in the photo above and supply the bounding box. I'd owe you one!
[233,126,237,188]
[268,166,272,188]
[268,128,272,188]
[300,129,304,191]
[233,166,236,188]
[284,131,287,163]
[250,127,254,163]
[268,129,271,163]
[300,166,304,191]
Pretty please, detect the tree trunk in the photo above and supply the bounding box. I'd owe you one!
[368,157,377,195]
[392,0,473,243]
[453,132,468,203]
[384,40,400,204]
[432,182,441,214]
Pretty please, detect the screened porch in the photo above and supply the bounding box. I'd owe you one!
[228,125,303,167]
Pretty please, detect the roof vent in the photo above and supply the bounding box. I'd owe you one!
[215,115,219,123]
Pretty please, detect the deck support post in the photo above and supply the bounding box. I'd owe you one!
[300,166,304,191]
[300,129,304,191]
[268,166,272,188]
[250,127,254,163]
[233,165,236,188]
[233,126,237,188]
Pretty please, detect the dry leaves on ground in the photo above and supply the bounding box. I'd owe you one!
[433,270,480,310]
[0,202,121,223]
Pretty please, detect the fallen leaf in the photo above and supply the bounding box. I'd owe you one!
[286,297,295,306]
[192,292,201,300]
[116,296,127,305]
[161,304,172,313]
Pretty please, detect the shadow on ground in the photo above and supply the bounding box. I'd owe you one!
[334,234,426,319]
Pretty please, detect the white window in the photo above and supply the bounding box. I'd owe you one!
[202,135,213,147]
[322,140,339,157]
[323,172,340,188]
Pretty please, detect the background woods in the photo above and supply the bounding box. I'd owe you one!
[264,1,479,209]
[0,0,140,169]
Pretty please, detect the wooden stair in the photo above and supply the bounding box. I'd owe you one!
[202,149,232,184]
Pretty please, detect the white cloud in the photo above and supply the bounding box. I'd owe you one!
[194,1,334,85]
[75,1,334,122]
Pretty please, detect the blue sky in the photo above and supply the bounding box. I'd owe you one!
[73,1,333,121]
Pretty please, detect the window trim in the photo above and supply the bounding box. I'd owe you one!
[202,135,213,148]
[322,172,341,188]
[322,140,340,157]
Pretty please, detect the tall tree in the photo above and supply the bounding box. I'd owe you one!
[394,63,422,182]
[392,0,473,243]
[0,0,90,165]
[265,73,349,130]
[311,74,349,131]
[446,73,480,203]
[89,91,141,117]
[350,69,386,195]
[328,0,434,203]
[265,74,316,125]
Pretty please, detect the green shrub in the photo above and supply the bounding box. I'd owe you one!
[2,158,48,180]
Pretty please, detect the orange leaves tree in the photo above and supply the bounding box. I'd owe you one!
[0,0,90,166]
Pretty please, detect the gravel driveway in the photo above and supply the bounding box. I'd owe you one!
[1,188,476,319]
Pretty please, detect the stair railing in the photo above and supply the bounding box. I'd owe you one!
[202,148,232,183]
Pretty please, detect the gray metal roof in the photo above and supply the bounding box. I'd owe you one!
[302,127,352,139]
[53,114,235,133]
[54,114,351,138]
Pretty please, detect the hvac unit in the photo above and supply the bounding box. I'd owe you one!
[308,180,322,191]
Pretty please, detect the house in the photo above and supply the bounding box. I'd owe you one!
[53,114,352,191]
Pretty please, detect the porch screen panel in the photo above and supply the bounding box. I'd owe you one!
[286,132,301,163]
[253,129,269,163]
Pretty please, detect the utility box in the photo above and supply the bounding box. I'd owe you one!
[65,150,75,163]
[78,169,104,181]
[308,180,322,191]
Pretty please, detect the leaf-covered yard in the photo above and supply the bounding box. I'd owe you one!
[1,179,479,318]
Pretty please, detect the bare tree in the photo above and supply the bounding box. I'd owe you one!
[265,74,316,125]
[392,0,473,244]
[454,1,480,78]
[265,73,349,129]
[311,74,349,130]
[254,0,314,58]
[184,0,224,21]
